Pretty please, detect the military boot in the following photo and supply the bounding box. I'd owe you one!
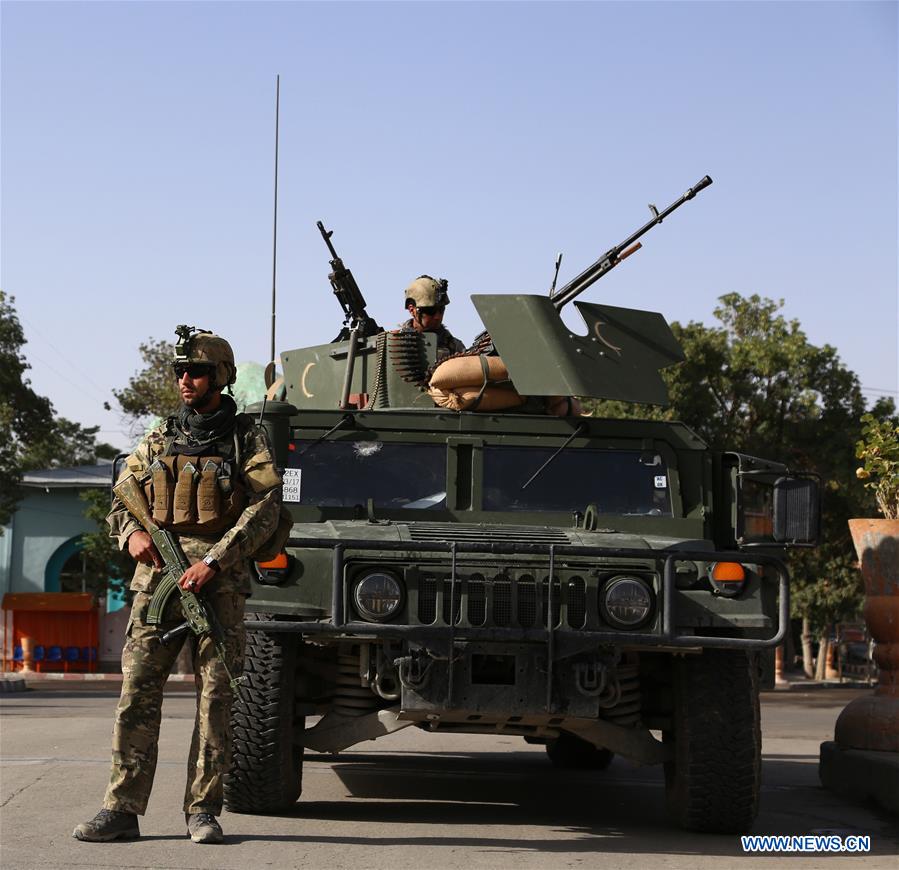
[72,808,140,841]
[186,812,224,844]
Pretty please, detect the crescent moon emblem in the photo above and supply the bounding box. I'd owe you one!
[301,362,316,398]
[593,320,622,355]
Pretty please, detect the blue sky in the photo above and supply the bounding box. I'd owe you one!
[2,1,896,448]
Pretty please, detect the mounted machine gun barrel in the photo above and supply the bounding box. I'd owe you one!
[550,175,712,311]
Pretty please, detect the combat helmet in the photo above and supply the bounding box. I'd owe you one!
[404,275,450,309]
[173,325,237,390]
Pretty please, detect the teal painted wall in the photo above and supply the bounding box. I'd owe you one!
[44,536,86,593]
[4,489,98,595]
[0,518,12,595]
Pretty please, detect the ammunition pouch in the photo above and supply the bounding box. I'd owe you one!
[144,455,246,535]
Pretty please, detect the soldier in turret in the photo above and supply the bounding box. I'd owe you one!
[401,275,466,359]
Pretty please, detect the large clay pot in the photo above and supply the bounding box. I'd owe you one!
[834,519,899,752]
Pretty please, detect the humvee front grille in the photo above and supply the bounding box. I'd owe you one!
[416,570,588,630]
[408,523,571,545]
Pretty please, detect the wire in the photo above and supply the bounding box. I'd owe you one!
[20,316,112,400]
[24,349,110,407]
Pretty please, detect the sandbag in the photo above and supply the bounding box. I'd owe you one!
[428,384,525,412]
[545,396,584,417]
[429,354,509,390]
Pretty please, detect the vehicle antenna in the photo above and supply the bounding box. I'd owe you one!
[260,75,280,426]
[269,74,281,368]
[548,252,563,296]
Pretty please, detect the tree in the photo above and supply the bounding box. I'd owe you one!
[78,488,132,602]
[21,416,118,472]
[586,293,895,674]
[0,292,56,527]
[112,338,179,428]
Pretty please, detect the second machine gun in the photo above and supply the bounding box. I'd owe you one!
[317,220,384,410]
[318,221,382,342]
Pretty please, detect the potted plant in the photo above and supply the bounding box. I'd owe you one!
[837,414,899,749]
[855,413,899,520]
[819,412,899,813]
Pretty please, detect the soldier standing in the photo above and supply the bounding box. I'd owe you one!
[73,328,282,845]
[401,275,466,359]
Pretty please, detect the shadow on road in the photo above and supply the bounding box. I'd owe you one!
[227,749,898,857]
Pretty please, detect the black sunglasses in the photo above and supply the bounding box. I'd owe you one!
[417,305,445,316]
[173,363,214,379]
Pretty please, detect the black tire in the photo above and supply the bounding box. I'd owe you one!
[546,732,614,770]
[663,649,760,833]
[225,616,303,813]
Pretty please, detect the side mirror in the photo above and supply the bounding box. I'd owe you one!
[773,477,820,546]
[726,452,821,550]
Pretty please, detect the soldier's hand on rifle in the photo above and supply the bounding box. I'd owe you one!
[178,561,217,594]
[128,530,164,570]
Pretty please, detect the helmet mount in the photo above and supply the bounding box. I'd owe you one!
[173,325,237,392]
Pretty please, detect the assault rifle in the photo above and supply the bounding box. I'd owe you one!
[113,474,244,689]
[317,221,382,341]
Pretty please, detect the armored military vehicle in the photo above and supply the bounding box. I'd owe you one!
[224,178,819,834]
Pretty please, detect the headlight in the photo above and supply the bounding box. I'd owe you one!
[353,572,404,621]
[600,575,654,629]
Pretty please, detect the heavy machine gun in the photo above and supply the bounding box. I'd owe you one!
[550,175,712,310]
[467,175,712,355]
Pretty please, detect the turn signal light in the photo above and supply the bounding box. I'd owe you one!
[710,562,745,582]
[257,552,289,570]
[255,551,291,585]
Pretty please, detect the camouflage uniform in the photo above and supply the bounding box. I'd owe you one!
[399,318,466,360]
[102,416,281,817]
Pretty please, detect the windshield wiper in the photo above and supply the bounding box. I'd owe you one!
[520,422,588,490]
[296,414,355,457]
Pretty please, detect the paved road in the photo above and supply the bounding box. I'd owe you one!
[1,684,896,869]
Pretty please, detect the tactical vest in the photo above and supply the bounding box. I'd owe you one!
[142,424,248,536]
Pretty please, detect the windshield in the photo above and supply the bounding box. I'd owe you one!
[285,440,446,509]
[482,447,672,515]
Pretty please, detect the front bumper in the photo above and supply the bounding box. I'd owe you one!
[246,538,789,655]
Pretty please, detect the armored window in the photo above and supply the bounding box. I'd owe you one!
[286,440,446,509]
[482,447,672,516]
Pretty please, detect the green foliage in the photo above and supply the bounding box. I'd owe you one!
[21,416,118,472]
[586,292,893,635]
[112,338,180,423]
[78,488,132,601]
[855,413,899,519]
[0,292,57,526]
[790,550,864,629]
[589,293,866,458]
